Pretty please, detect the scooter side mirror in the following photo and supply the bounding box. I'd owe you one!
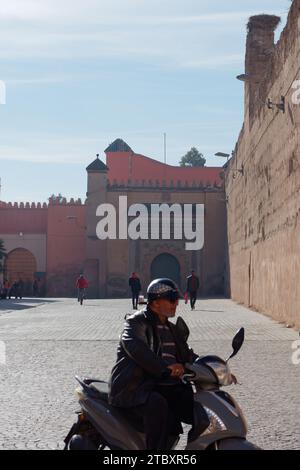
[226,327,245,362]
[176,316,190,342]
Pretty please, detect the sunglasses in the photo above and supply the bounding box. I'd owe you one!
[164,291,179,303]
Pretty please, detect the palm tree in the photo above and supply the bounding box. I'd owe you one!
[0,239,6,274]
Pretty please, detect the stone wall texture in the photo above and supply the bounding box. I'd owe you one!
[225,0,300,327]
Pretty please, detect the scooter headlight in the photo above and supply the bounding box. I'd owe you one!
[201,407,227,435]
[75,386,85,400]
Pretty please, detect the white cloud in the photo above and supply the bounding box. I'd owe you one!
[6,77,70,85]
[0,0,285,67]
[0,136,108,163]
[0,117,239,165]
[0,25,243,70]
[182,54,244,69]
[0,0,284,24]
[0,0,53,20]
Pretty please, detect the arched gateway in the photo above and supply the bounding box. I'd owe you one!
[150,253,181,288]
[4,248,37,295]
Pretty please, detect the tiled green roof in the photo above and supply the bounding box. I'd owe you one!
[105,139,132,152]
[86,155,108,172]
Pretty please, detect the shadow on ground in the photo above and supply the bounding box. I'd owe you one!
[0,298,57,311]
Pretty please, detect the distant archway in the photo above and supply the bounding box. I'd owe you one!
[150,253,181,287]
[4,248,37,294]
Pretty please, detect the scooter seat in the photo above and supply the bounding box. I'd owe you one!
[89,381,109,401]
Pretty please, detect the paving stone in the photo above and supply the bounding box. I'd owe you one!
[0,298,299,450]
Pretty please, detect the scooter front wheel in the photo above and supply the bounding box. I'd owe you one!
[216,438,262,450]
[68,434,97,450]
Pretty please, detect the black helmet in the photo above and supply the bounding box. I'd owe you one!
[147,278,181,303]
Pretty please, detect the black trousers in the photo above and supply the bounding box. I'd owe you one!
[131,383,194,450]
[131,291,139,308]
[189,291,197,309]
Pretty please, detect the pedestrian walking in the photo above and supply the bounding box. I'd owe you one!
[33,279,39,297]
[9,280,19,299]
[186,270,200,311]
[18,279,24,299]
[128,272,141,310]
[76,274,88,305]
[2,279,9,299]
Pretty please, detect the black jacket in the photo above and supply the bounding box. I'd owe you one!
[186,274,199,293]
[129,277,141,293]
[108,307,198,408]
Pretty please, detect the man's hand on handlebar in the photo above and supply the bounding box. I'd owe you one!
[167,363,185,378]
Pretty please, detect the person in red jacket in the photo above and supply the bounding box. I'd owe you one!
[76,274,88,303]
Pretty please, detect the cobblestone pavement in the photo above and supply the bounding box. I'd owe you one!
[0,297,299,450]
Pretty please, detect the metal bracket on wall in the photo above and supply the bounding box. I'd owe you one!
[232,164,244,179]
[267,96,285,113]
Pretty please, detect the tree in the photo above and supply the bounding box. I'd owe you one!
[48,193,65,203]
[0,239,6,274]
[179,147,206,167]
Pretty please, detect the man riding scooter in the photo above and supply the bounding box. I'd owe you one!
[108,278,210,450]
[65,277,257,451]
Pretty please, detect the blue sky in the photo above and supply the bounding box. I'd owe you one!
[0,0,290,202]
